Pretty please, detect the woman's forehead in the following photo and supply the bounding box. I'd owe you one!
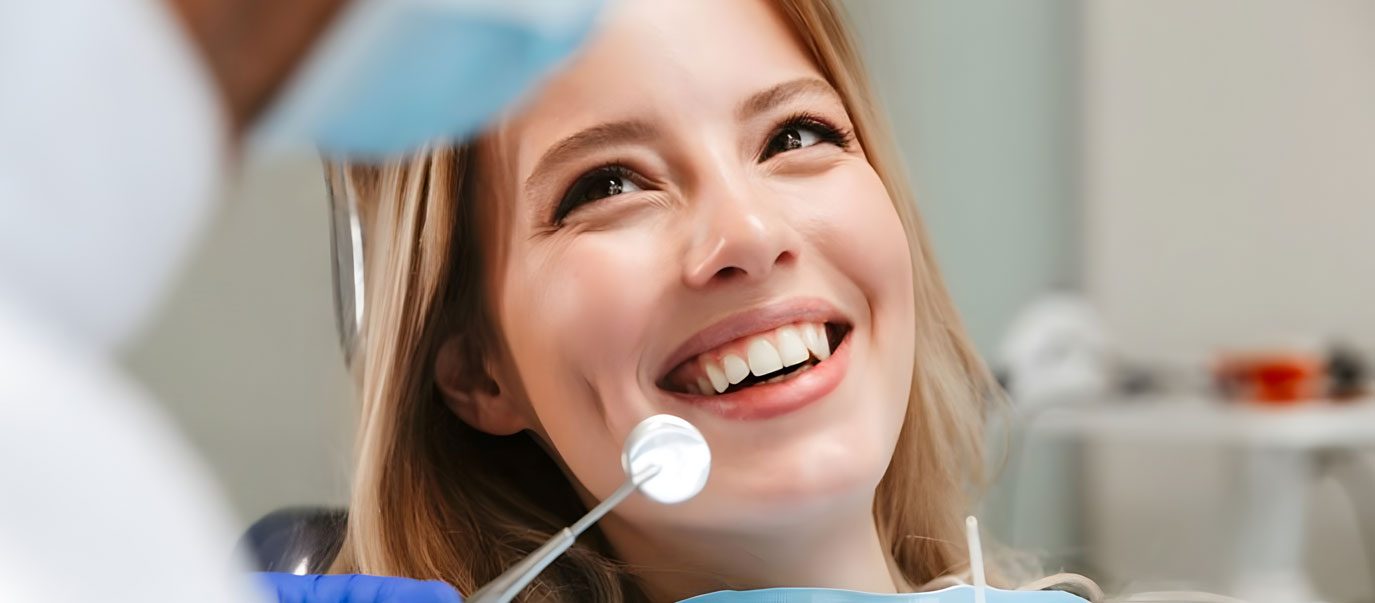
[498,0,824,181]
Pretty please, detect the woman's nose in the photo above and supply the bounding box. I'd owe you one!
[682,181,800,288]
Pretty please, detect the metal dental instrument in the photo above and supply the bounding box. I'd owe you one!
[467,414,711,603]
[325,165,365,367]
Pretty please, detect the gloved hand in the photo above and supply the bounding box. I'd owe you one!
[257,572,463,603]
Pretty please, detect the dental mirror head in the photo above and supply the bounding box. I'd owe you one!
[622,414,711,504]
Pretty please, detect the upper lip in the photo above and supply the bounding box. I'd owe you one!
[655,297,850,383]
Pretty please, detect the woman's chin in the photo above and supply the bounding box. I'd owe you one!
[696,379,905,515]
[693,438,893,524]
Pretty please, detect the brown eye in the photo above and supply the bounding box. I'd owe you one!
[760,116,850,162]
[554,165,643,223]
[775,128,803,153]
[583,174,626,200]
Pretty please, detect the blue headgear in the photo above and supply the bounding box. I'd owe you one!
[253,0,606,158]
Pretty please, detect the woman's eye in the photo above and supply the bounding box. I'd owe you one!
[554,166,644,223]
[759,118,849,161]
[766,127,820,157]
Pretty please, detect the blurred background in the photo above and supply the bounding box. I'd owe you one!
[122,0,1375,600]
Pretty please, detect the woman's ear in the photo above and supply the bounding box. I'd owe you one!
[434,336,527,436]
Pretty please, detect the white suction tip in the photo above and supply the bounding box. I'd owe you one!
[621,414,711,504]
[966,515,988,603]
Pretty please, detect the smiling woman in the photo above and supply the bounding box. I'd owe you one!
[325,0,1087,601]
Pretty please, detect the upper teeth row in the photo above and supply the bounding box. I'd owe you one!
[687,322,832,395]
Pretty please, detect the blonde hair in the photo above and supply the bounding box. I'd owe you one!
[330,1,1000,599]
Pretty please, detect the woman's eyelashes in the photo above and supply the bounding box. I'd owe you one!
[553,165,644,223]
[550,114,853,225]
[758,114,853,162]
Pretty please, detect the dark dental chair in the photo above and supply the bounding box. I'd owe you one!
[237,507,348,574]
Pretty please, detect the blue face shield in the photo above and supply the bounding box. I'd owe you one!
[252,0,605,158]
[681,585,1090,603]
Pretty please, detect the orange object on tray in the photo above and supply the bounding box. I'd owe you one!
[1215,351,1324,405]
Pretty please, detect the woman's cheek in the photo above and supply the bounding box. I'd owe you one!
[805,160,917,397]
[505,232,669,440]
[492,243,645,502]
[797,159,914,296]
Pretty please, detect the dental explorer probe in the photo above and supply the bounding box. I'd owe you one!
[466,414,712,603]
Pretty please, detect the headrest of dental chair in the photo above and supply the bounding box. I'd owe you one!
[237,507,347,574]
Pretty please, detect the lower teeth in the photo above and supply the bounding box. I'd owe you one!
[761,362,813,385]
[675,350,832,395]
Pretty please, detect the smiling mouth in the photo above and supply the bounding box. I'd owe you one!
[658,322,851,396]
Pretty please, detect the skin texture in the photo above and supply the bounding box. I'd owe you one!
[164,0,349,137]
[436,0,919,599]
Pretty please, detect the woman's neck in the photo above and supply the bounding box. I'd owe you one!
[599,505,905,602]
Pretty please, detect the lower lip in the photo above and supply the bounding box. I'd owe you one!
[665,333,852,421]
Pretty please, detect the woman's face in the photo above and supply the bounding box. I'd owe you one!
[475,0,916,531]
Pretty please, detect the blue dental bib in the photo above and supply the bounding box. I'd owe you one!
[681,585,1088,603]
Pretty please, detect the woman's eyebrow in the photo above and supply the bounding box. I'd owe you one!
[525,119,658,190]
[736,77,838,121]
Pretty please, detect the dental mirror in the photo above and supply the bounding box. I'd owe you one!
[467,414,711,603]
[623,413,712,505]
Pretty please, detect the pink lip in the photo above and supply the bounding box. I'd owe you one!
[655,298,850,381]
[669,331,851,420]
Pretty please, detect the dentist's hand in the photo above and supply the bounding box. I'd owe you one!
[257,572,463,603]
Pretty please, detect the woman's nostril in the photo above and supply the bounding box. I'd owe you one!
[706,251,794,284]
[713,266,748,282]
[686,230,798,286]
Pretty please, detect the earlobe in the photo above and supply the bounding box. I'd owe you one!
[434,337,527,436]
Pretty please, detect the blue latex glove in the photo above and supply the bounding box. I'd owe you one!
[257,573,463,603]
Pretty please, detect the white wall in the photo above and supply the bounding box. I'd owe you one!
[121,154,355,532]
[1082,1,1375,600]
[1084,0,1375,359]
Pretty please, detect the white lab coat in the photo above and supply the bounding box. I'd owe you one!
[0,0,606,598]
[0,0,261,601]
[0,299,261,603]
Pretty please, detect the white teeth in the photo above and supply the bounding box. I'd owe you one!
[747,338,784,377]
[704,361,729,393]
[723,354,750,385]
[803,323,831,360]
[678,322,839,396]
[776,327,809,367]
[800,324,819,354]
